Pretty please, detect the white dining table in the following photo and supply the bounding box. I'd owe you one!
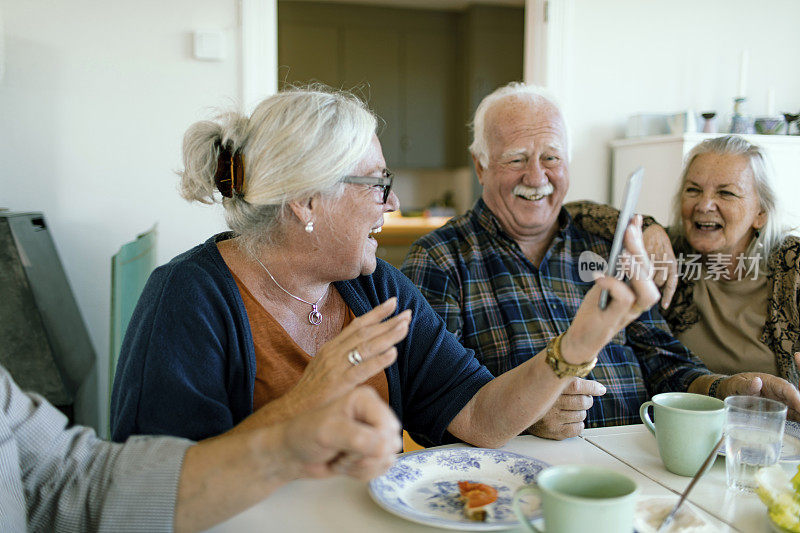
[584,424,794,533]
[207,425,775,532]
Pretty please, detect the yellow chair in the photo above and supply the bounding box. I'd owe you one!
[403,430,425,452]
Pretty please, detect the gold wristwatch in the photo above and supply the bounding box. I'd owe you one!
[545,332,597,378]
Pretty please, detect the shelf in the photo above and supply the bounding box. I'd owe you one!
[610,132,800,148]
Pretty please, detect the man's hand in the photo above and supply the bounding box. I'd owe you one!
[642,224,677,309]
[719,372,800,421]
[529,378,606,440]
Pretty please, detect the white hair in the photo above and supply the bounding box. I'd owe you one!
[178,85,377,252]
[669,135,787,269]
[469,82,571,167]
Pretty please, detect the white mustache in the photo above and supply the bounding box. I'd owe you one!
[513,183,554,198]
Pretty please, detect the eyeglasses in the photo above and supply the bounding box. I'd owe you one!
[342,169,394,204]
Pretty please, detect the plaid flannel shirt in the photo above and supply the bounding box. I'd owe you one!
[401,199,710,428]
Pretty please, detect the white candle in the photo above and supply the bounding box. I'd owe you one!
[767,87,776,116]
[738,50,749,98]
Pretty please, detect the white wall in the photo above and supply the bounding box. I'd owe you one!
[555,0,800,203]
[0,0,244,434]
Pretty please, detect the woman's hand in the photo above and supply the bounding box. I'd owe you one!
[562,216,660,364]
[234,298,410,432]
[175,387,401,533]
[288,297,411,411]
[642,224,678,309]
[278,386,402,480]
[715,373,800,422]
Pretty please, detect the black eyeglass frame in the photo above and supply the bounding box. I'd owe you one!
[342,170,394,204]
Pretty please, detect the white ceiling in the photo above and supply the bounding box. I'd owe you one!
[280,0,525,11]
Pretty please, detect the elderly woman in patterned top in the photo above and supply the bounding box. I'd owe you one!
[111,85,661,446]
[569,135,800,386]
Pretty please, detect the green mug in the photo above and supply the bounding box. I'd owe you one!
[639,392,724,477]
[513,465,638,533]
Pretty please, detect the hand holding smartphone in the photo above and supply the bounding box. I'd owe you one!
[598,167,644,310]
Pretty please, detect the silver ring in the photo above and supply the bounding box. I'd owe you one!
[347,349,363,366]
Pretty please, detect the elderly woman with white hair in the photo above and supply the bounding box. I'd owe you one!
[111,86,660,447]
[569,135,800,387]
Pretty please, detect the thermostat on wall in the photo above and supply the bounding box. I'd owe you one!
[193,30,225,61]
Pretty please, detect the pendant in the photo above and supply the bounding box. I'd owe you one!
[308,304,322,326]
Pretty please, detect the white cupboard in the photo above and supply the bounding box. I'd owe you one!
[610,134,800,231]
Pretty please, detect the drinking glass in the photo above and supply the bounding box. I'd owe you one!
[724,396,787,492]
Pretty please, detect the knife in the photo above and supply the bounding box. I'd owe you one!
[657,435,724,533]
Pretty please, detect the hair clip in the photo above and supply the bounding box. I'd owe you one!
[214,141,245,198]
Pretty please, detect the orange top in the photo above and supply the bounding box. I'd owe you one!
[232,273,390,410]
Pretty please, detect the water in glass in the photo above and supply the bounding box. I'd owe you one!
[725,426,781,491]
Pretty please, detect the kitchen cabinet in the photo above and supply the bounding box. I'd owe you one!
[277,22,338,86]
[277,2,521,170]
[401,30,455,168]
[278,3,459,168]
[341,27,403,163]
[459,4,524,181]
[610,133,800,230]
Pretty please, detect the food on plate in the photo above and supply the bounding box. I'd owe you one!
[458,481,498,521]
[755,465,800,532]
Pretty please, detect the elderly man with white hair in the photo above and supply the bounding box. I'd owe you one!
[402,82,800,440]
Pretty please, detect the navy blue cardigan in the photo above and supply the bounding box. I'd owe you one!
[110,234,493,445]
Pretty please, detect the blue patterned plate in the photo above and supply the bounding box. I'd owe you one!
[368,448,549,530]
[719,420,800,461]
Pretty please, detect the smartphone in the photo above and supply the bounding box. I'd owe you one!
[598,166,644,310]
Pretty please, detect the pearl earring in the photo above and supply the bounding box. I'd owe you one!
[305,220,314,233]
